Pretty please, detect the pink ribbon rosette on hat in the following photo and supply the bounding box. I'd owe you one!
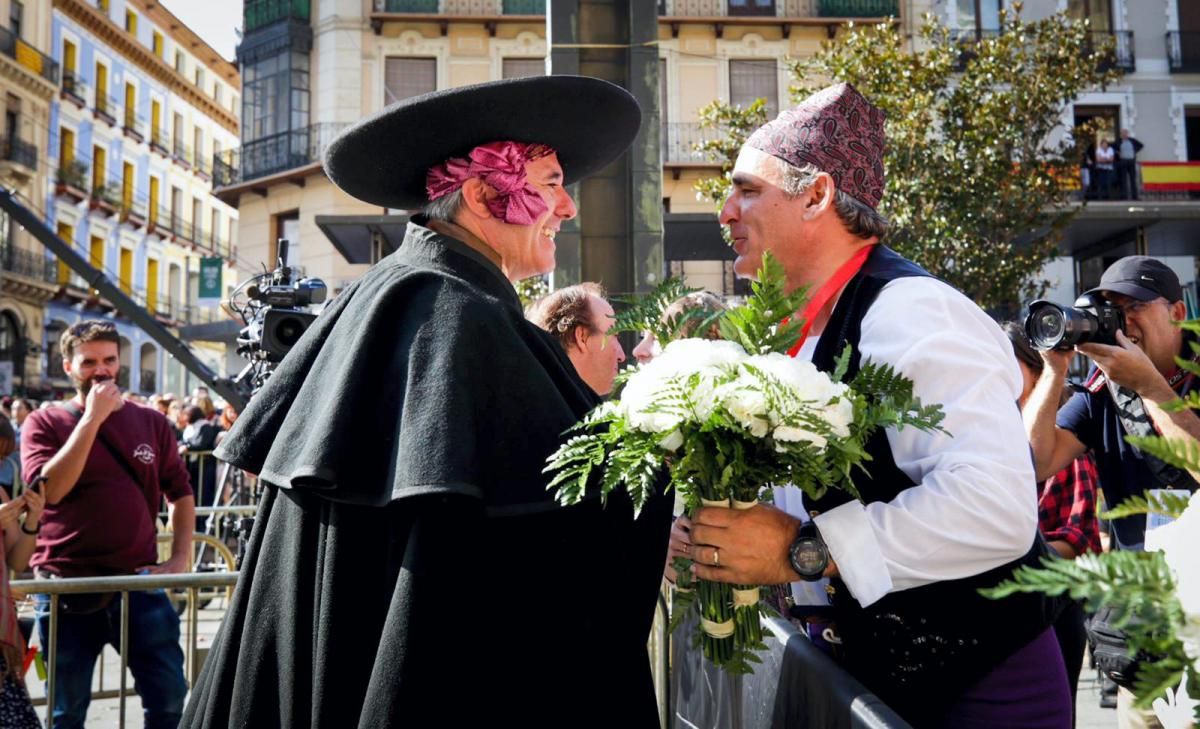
[425,141,555,225]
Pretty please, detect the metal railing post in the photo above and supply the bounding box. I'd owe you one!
[119,591,129,729]
[47,594,58,729]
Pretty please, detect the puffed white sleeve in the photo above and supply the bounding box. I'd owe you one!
[812,277,1039,607]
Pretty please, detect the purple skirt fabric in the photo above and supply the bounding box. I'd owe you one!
[936,627,1073,729]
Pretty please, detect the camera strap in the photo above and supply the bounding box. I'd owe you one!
[1106,377,1200,493]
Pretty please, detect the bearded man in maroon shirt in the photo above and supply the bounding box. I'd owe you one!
[20,320,194,729]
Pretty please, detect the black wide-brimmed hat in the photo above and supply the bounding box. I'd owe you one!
[323,75,642,210]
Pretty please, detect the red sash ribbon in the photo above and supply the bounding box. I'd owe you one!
[786,244,876,357]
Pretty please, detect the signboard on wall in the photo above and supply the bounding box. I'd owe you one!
[198,257,223,305]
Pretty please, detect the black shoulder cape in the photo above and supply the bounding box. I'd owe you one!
[184,222,672,728]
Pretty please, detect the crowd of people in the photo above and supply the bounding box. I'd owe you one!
[0,74,1188,729]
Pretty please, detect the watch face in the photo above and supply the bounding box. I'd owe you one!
[793,540,825,574]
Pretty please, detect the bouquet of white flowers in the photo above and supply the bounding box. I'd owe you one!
[546,255,945,672]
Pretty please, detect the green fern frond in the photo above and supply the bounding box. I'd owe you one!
[612,277,700,343]
[1101,490,1192,521]
[1124,435,1200,479]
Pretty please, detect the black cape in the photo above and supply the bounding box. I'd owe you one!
[183,221,672,728]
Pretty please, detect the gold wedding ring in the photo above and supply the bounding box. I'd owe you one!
[712,548,720,567]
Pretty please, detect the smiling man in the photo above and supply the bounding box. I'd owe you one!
[183,77,671,728]
[1025,256,1200,549]
[676,83,1070,728]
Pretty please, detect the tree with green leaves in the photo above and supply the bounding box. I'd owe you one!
[695,6,1124,314]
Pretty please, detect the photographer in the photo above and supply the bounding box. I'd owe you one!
[1024,256,1200,725]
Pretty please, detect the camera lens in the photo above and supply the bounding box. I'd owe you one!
[1026,303,1068,350]
[274,316,307,347]
[1031,310,1065,343]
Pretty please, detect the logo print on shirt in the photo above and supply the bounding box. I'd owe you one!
[133,444,155,464]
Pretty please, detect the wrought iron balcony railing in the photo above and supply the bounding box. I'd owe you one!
[95,95,116,122]
[120,197,149,225]
[0,136,37,169]
[376,0,439,10]
[0,245,57,284]
[817,0,897,16]
[502,0,544,13]
[244,0,311,32]
[61,71,88,106]
[173,140,193,167]
[150,127,170,153]
[215,122,350,187]
[1167,31,1200,74]
[0,24,60,84]
[661,122,723,164]
[1090,30,1134,73]
[123,113,147,142]
[56,160,90,192]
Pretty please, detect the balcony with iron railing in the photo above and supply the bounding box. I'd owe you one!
[195,153,212,180]
[1167,31,1200,73]
[120,196,148,227]
[0,136,37,171]
[0,24,60,85]
[661,122,723,165]
[123,112,146,143]
[61,71,87,108]
[1089,30,1134,73]
[214,122,350,189]
[244,0,310,33]
[200,227,234,259]
[173,140,193,169]
[656,0,898,17]
[55,160,90,202]
[89,180,121,217]
[0,245,57,284]
[150,127,170,155]
[174,214,195,243]
[95,95,117,126]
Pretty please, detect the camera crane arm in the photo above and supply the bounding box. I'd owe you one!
[0,188,248,411]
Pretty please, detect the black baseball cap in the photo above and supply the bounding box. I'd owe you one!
[1083,256,1184,303]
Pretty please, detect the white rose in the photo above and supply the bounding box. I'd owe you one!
[773,424,827,449]
[660,429,684,453]
[718,378,771,437]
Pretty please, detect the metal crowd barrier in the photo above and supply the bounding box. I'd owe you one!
[13,572,239,729]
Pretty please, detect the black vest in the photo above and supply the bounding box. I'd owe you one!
[806,246,1059,726]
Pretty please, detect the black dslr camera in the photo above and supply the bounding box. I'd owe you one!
[1024,292,1125,351]
[231,240,327,395]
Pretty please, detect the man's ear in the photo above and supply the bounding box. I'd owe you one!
[460,178,494,220]
[571,323,591,351]
[1170,299,1188,323]
[803,173,836,220]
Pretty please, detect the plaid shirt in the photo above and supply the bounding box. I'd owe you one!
[1038,455,1102,556]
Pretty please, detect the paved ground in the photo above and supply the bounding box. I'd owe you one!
[24,602,1122,728]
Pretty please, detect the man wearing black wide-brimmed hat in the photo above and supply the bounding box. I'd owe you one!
[182,76,672,728]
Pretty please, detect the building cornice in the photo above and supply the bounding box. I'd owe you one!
[53,0,238,134]
[0,55,57,101]
[130,0,240,88]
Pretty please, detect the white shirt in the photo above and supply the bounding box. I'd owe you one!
[775,276,1038,608]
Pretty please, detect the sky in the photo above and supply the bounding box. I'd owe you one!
[161,0,242,63]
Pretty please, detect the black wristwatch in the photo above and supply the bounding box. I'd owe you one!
[788,521,829,582]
